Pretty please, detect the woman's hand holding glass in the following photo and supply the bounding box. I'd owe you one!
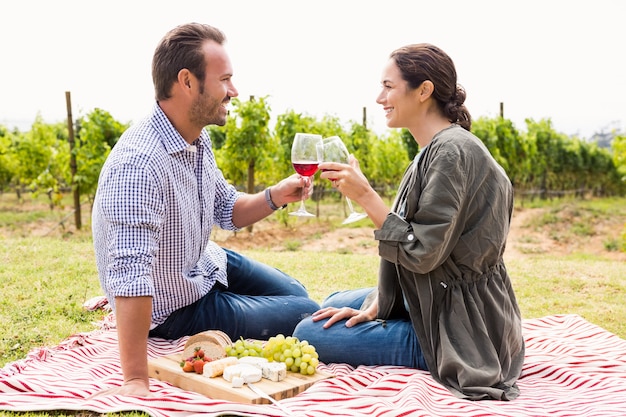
[320,136,368,224]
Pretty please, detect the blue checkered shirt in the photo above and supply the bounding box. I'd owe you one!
[92,103,239,328]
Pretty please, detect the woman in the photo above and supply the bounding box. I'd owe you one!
[293,43,525,400]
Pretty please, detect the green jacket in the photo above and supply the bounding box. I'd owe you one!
[374,125,525,400]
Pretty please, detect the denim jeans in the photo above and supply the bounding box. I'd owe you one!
[149,248,320,341]
[293,287,428,370]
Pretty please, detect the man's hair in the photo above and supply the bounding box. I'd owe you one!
[152,23,226,101]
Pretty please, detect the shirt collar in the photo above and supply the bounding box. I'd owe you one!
[151,102,208,154]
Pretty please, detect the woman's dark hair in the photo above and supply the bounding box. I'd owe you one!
[152,23,226,101]
[390,43,471,131]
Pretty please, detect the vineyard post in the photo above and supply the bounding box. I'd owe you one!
[362,107,367,130]
[65,91,82,230]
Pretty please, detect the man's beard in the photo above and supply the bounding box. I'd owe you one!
[190,91,227,128]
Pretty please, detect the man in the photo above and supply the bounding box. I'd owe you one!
[92,23,319,397]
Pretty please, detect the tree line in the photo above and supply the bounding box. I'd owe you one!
[1,96,625,212]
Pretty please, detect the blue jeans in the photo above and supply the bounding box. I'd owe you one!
[293,287,428,370]
[149,248,320,341]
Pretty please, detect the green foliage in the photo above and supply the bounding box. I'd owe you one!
[524,118,563,196]
[369,129,410,196]
[345,122,372,173]
[473,116,532,189]
[207,125,226,149]
[474,117,624,200]
[12,116,70,207]
[4,106,626,211]
[0,126,18,192]
[400,128,419,160]
[75,108,128,202]
[612,134,626,182]
[214,96,278,191]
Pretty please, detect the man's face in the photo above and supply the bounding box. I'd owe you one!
[189,40,238,127]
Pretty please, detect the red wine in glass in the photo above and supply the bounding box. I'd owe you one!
[289,133,323,217]
[292,161,319,177]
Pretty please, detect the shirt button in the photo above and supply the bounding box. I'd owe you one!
[407,234,415,241]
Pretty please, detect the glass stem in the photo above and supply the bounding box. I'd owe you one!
[345,197,356,213]
[300,176,309,209]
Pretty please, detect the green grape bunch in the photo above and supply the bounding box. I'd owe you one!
[224,337,263,358]
[262,334,320,375]
[224,334,320,375]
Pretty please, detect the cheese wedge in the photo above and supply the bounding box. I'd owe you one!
[231,376,245,388]
[202,356,238,378]
[223,363,262,383]
[261,361,287,382]
[238,356,268,368]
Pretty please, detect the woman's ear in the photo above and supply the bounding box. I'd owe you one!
[418,80,434,102]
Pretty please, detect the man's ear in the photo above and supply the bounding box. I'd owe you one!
[178,69,193,90]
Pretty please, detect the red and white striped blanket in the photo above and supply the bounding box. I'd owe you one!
[1,313,625,416]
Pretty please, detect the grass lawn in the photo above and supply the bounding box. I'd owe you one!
[0,194,624,417]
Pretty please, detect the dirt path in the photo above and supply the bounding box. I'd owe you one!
[215,207,625,262]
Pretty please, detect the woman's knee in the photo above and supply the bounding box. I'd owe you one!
[321,287,375,309]
[292,316,323,340]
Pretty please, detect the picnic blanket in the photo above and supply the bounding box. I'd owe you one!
[1,311,625,417]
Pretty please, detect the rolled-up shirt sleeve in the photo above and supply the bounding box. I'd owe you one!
[98,163,163,299]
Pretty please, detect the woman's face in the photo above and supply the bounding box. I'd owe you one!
[376,58,420,129]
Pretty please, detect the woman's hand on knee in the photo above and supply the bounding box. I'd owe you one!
[345,308,377,328]
[311,307,374,329]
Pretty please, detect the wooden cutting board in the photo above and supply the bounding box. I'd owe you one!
[148,354,334,404]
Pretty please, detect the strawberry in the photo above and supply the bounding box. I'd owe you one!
[181,360,194,373]
[193,359,206,374]
[194,347,205,359]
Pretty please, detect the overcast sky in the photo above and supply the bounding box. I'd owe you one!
[1,0,624,139]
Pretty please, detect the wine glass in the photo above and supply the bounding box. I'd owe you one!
[322,136,368,224]
[289,133,323,217]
